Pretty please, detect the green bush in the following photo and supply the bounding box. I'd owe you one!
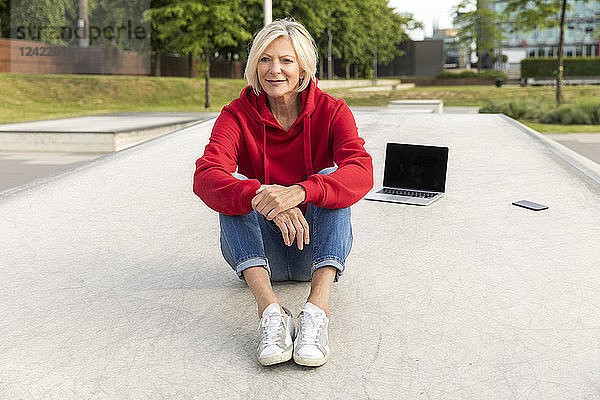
[481,97,600,125]
[539,99,600,125]
[437,70,507,79]
[479,99,548,119]
[521,57,600,78]
[478,70,508,79]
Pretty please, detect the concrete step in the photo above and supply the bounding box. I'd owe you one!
[0,112,217,152]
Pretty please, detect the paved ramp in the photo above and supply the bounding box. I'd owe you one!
[0,112,217,152]
[1,113,600,399]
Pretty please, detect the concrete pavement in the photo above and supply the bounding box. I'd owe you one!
[0,151,106,192]
[1,111,599,194]
[1,112,600,399]
[543,133,600,165]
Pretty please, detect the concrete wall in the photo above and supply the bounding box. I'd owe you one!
[383,39,445,77]
[414,39,445,77]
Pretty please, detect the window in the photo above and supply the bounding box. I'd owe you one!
[529,49,536,57]
[576,46,583,57]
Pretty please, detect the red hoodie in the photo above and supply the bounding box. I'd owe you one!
[193,78,373,216]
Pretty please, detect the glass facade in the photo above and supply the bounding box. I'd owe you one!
[431,28,463,68]
[491,0,600,57]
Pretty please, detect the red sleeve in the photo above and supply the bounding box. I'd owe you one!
[297,100,373,208]
[193,109,261,215]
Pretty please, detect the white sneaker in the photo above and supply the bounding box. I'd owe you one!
[293,302,330,367]
[257,303,295,366]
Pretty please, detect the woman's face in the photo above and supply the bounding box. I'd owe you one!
[257,36,304,102]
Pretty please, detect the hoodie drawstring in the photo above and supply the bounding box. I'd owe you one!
[303,114,312,180]
[262,122,269,184]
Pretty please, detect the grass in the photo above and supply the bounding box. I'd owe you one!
[0,74,599,133]
[326,84,600,108]
[521,120,600,133]
[0,73,247,124]
[327,84,600,133]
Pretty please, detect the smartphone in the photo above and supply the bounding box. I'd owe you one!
[512,200,548,211]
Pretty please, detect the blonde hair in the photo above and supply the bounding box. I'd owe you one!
[244,18,317,94]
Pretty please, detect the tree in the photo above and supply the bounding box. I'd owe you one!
[367,0,421,82]
[269,0,329,77]
[261,0,417,81]
[9,0,147,51]
[307,0,364,79]
[325,0,420,81]
[331,0,370,79]
[0,0,9,38]
[149,0,419,90]
[504,0,592,106]
[314,0,419,81]
[9,0,77,45]
[88,0,150,52]
[150,0,252,108]
[453,0,504,73]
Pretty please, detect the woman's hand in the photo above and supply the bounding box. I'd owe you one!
[272,207,310,250]
[251,184,306,220]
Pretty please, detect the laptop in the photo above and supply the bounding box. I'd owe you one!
[365,142,449,206]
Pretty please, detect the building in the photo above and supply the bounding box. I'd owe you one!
[394,39,445,77]
[430,27,466,68]
[489,0,600,72]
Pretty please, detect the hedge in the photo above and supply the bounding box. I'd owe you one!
[521,57,600,78]
[437,70,507,79]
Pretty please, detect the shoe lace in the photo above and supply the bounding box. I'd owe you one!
[258,312,284,347]
[298,309,323,346]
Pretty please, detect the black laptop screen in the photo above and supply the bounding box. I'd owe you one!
[383,143,449,192]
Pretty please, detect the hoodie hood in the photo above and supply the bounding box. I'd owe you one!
[237,77,322,185]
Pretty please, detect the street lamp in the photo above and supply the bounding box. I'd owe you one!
[264,0,272,26]
[78,0,89,47]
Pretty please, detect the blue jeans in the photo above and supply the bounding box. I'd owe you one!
[219,167,353,283]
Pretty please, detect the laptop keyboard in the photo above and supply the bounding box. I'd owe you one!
[380,188,437,198]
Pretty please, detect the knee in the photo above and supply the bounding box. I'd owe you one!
[311,203,352,229]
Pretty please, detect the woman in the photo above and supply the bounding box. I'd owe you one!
[193,18,373,367]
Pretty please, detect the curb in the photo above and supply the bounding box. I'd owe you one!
[499,114,600,187]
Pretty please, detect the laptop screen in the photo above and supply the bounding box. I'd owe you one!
[383,143,449,192]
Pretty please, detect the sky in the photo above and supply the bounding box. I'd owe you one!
[388,0,460,40]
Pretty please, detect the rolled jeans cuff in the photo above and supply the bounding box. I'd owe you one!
[312,257,345,283]
[236,257,270,281]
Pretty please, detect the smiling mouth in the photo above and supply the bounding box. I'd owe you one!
[266,79,287,83]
